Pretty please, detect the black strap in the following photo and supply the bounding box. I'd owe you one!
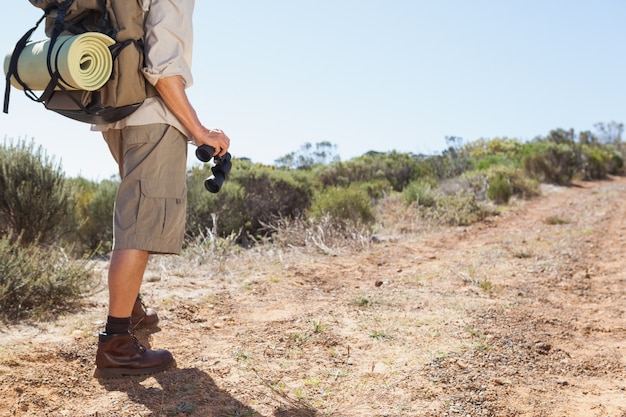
[3,13,46,114]
[3,0,76,115]
[43,0,72,96]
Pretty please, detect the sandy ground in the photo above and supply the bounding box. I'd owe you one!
[1,176,625,417]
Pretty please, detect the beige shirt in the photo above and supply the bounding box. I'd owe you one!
[93,0,195,138]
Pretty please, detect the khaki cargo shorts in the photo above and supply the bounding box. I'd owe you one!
[103,124,188,254]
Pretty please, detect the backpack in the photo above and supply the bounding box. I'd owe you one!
[3,0,156,124]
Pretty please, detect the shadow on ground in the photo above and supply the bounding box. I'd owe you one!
[97,366,260,416]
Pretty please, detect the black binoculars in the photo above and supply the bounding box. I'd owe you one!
[195,145,232,193]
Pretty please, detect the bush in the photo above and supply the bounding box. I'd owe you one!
[581,145,610,180]
[487,174,512,204]
[523,141,578,185]
[186,160,314,240]
[421,192,493,226]
[403,179,436,207]
[465,137,524,171]
[0,233,96,320]
[236,167,314,234]
[426,138,474,180]
[186,168,249,239]
[71,177,118,253]
[359,179,392,200]
[465,137,522,159]
[0,140,77,246]
[580,145,624,179]
[474,154,514,171]
[309,186,375,229]
[461,166,540,203]
[316,151,425,191]
[607,151,624,175]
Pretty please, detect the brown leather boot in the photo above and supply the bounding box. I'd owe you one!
[130,295,160,330]
[93,332,175,378]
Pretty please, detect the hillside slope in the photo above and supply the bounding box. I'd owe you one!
[1,176,625,416]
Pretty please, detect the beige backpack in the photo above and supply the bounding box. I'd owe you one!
[3,0,156,124]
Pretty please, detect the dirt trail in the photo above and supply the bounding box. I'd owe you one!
[0,177,625,417]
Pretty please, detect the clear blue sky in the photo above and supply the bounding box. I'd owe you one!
[2,1,625,180]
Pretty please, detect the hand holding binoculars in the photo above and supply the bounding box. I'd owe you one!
[195,144,232,193]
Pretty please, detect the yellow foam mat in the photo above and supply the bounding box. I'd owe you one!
[4,32,114,91]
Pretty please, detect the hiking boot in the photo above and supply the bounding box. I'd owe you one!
[93,332,175,378]
[131,295,159,330]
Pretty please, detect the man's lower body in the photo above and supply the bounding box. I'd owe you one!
[94,124,188,379]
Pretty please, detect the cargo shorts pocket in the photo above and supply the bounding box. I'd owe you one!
[137,179,187,238]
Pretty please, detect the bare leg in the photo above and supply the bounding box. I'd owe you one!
[107,249,149,318]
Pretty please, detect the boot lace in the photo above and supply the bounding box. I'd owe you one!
[131,334,147,352]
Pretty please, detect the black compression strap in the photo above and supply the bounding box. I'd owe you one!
[3,13,46,114]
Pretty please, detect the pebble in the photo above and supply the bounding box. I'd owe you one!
[534,341,552,353]
[494,378,512,385]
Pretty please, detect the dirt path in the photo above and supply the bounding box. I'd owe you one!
[1,177,625,417]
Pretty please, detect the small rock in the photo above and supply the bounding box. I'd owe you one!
[534,341,552,353]
[556,379,568,386]
[494,378,512,386]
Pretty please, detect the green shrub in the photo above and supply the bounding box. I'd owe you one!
[204,183,249,238]
[186,160,314,240]
[581,145,610,180]
[462,166,540,203]
[608,151,624,175]
[316,151,424,191]
[403,180,436,207]
[486,174,512,204]
[426,138,474,180]
[465,137,522,159]
[71,177,118,253]
[580,144,624,179]
[0,140,77,246]
[474,154,514,171]
[236,167,314,233]
[0,233,96,320]
[309,186,375,229]
[359,179,392,200]
[523,142,578,185]
[186,170,249,239]
[421,193,493,226]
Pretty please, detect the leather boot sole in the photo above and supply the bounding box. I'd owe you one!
[94,358,176,379]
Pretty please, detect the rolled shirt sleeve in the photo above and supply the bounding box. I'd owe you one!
[142,0,195,88]
[92,0,196,135]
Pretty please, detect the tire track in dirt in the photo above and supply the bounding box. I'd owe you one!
[415,178,626,416]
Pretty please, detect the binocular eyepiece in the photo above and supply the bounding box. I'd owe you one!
[195,144,232,193]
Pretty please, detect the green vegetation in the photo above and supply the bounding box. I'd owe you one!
[1,121,624,320]
[309,185,374,229]
[70,176,118,253]
[0,140,77,247]
[0,233,96,320]
[186,159,314,242]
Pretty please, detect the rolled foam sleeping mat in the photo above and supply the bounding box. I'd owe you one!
[3,32,115,91]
